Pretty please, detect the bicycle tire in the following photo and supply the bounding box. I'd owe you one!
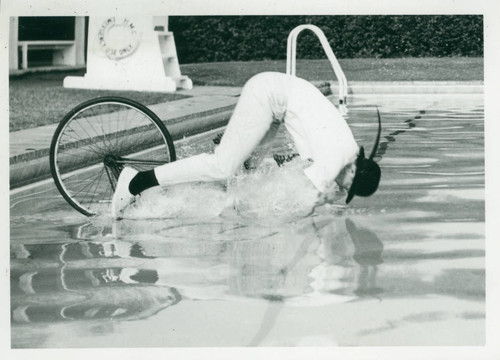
[50,96,176,217]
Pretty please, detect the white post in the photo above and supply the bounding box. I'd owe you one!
[74,17,86,66]
[286,25,348,105]
[9,17,19,71]
[21,43,28,70]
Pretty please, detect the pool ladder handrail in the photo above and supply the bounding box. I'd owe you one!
[286,24,348,105]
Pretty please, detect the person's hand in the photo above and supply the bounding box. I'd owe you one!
[314,186,346,207]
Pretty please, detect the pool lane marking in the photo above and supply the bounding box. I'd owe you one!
[376,110,421,159]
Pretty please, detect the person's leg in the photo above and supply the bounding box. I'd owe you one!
[125,75,276,193]
[128,169,158,195]
[152,76,275,187]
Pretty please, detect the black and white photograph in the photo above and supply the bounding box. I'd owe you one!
[2,0,499,359]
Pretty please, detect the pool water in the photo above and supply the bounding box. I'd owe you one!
[9,93,484,347]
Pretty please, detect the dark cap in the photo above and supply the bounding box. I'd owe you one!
[345,109,383,204]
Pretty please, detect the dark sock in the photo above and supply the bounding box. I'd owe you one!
[128,170,159,195]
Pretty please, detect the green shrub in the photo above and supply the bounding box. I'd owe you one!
[169,15,483,63]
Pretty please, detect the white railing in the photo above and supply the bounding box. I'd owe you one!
[286,24,348,105]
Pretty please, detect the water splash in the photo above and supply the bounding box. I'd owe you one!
[228,158,320,222]
[121,158,321,223]
[123,182,229,220]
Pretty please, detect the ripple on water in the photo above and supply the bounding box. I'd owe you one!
[415,188,484,202]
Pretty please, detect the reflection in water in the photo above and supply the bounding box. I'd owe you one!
[66,217,384,305]
[227,221,320,300]
[236,217,384,345]
[345,219,384,297]
[11,240,181,325]
[310,216,385,299]
[31,216,384,346]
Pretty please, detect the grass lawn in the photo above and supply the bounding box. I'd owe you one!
[9,57,483,132]
[180,57,484,86]
[9,71,190,132]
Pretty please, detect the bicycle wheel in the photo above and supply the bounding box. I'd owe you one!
[50,96,176,217]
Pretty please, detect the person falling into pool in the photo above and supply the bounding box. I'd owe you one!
[111,72,382,219]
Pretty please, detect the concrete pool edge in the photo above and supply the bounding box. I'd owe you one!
[9,81,483,189]
[336,80,484,94]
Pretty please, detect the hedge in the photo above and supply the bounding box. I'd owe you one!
[169,15,483,63]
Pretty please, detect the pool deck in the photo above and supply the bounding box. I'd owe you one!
[9,81,483,189]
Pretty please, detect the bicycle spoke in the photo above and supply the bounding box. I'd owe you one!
[104,166,116,193]
[116,157,168,166]
[70,167,105,201]
[79,167,106,208]
[63,167,104,184]
[64,122,109,156]
[96,112,117,154]
[75,116,110,155]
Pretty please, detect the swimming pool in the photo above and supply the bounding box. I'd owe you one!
[10,93,484,347]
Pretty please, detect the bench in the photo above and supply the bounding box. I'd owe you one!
[17,40,76,70]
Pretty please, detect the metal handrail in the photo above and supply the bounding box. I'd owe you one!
[286,24,348,105]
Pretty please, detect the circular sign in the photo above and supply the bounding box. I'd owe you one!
[98,17,140,60]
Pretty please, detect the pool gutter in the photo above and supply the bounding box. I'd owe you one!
[335,81,484,94]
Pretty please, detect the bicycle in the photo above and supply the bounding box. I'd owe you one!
[49,96,176,217]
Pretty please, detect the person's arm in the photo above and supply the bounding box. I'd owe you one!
[260,117,282,145]
[303,156,349,208]
[244,118,282,169]
[314,187,346,207]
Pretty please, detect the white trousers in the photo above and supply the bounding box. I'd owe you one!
[154,74,282,186]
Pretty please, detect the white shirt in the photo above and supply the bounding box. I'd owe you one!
[260,72,359,192]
